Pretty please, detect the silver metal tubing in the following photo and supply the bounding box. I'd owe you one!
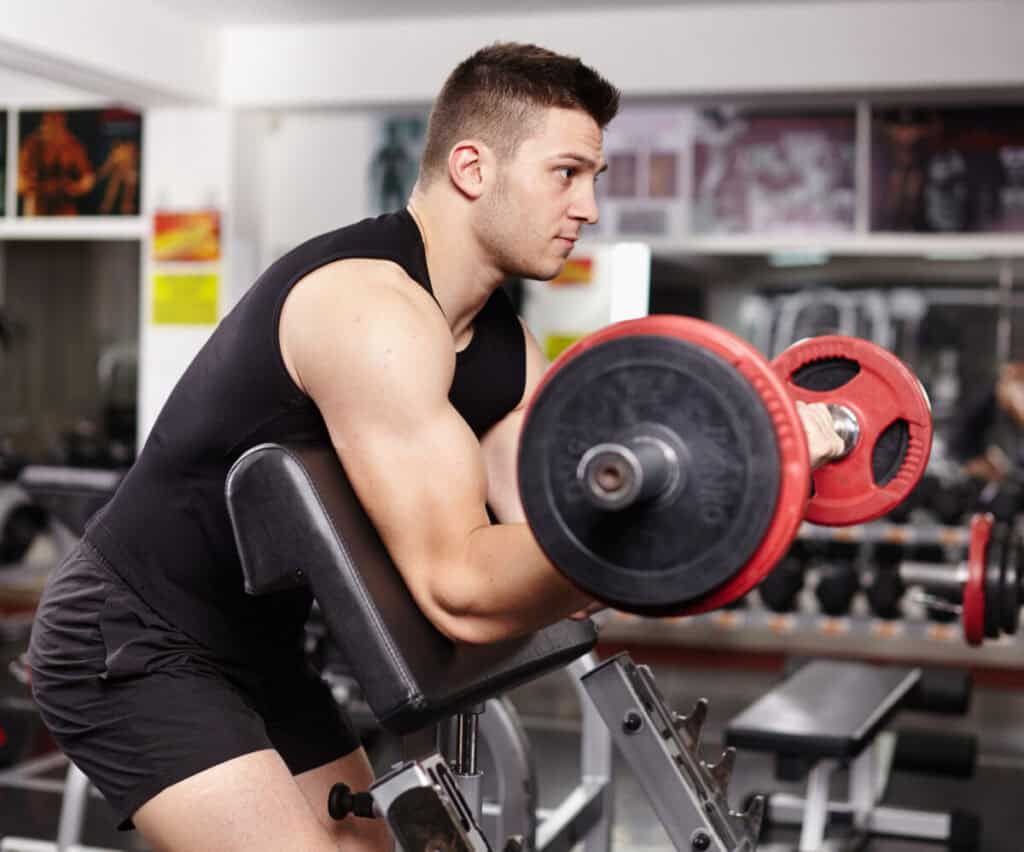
[899,561,967,590]
[453,709,481,775]
[56,765,91,852]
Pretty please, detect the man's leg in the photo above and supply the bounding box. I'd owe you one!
[132,749,343,852]
[295,746,394,850]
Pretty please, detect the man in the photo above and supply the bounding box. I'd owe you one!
[950,361,1024,483]
[28,43,844,852]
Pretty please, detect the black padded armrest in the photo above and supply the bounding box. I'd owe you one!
[17,465,124,538]
[725,661,921,760]
[226,443,597,735]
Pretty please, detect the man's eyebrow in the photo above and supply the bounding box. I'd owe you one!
[555,153,608,174]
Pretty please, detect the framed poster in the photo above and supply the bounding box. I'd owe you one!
[872,106,1024,233]
[17,107,142,217]
[597,106,694,238]
[692,108,856,235]
[370,114,427,214]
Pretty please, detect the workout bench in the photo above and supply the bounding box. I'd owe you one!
[226,442,764,851]
[726,660,979,851]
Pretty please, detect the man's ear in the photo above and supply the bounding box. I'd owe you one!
[448,140,494,200]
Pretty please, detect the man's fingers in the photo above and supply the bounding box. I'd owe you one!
[797,401,844,469]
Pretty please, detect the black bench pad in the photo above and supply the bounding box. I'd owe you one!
[226,442,597,735]
[725,660,920,760]
[17,465,124,537]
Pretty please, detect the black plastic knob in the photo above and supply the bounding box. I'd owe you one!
[328,783,376,820]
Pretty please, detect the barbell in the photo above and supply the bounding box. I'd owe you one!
[517,315,933,616]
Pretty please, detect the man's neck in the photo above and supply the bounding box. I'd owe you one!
[406,197,504,343]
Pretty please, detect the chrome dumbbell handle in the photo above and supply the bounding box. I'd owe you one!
[826,403,860,459]
[899,560,967,614]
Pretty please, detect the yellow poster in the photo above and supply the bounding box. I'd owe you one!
[152,273,219,325]
[545,332,585,362]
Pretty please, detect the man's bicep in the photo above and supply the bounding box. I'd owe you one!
[332,397,491,595]
[292,292,490,610]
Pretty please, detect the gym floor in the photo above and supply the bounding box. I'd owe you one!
[1,638,1022,851]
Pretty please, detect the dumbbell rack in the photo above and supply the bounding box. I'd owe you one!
[600,521,1024,670]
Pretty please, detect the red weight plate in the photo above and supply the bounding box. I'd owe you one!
[772,336,932,526]
[524,315,811,614]
[963,513,991,646]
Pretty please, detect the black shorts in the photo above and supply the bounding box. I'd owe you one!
[27,540,360,830]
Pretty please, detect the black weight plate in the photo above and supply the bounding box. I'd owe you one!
[519,335,781,613]
[984,522,1007,640]
[1001,529,1021,636]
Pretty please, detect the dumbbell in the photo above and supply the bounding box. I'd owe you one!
[864,566,905,620]
[518,316,932,616]
[899,514,1022,645]
[757,543,807,613]
[863,542,906,620]
[814,559,861,616]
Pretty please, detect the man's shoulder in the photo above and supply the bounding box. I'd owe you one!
[284,256,447,350]
[299,255,430,309]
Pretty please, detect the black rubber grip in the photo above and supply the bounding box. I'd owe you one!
[328,783,377,820]
[904,668,972,716]
[949,809,982,851]
[893,728,977,779]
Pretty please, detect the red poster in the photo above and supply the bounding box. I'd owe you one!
[153,210,221,262]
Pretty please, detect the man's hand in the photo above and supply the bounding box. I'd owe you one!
[964,445,1011,483]
[796,400,846,470]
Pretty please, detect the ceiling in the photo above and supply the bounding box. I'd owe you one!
[158,0,923,26]
[0,66,108,103]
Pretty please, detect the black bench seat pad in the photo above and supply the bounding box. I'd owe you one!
[725,660,920,760]
[226,442,597,735]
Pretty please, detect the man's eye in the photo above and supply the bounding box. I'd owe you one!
[557,166,576,179]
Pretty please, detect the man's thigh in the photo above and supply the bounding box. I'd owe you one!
[133,749,343,852]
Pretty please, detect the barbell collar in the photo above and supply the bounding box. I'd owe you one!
[577,425,688,512]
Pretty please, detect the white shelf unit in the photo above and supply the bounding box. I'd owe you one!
[0,217,146,241]
[583,233,1024,259]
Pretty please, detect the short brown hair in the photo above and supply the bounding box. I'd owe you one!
[419,42,620,185]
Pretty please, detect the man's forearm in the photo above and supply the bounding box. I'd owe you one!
[439,522,594,643]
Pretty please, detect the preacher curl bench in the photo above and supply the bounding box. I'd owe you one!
[1,450,756,852]
[225,442,764,852]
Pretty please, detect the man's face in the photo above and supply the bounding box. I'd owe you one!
[478,107,605,281]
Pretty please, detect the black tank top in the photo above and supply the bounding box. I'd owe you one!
[86,209,526,661]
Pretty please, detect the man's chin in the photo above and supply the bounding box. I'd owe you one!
[528,258,569,282]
